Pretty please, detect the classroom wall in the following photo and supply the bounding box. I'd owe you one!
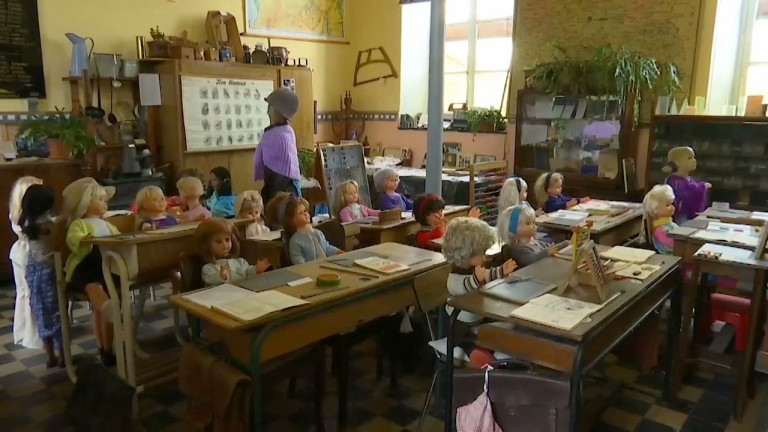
[2,0,350,112]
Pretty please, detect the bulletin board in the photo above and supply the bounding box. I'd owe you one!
[511,0,702,115]
[180,75,274,152]
[318,144,372,217]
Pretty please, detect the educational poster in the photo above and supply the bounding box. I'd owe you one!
[180,76,274,152]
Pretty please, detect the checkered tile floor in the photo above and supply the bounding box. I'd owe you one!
[0,283,766,431]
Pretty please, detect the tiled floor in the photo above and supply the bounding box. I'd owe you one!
[1,284,766,431]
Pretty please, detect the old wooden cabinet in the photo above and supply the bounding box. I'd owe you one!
[142,60,315,193]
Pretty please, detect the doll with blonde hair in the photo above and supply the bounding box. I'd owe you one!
[195,218,269,285]
[337,180,380,222]
[9,176,43,349]
[176,176,211,223]
[235,190,270,239]
[663,146,710,224]
[497,204,569,268]
[642,184,678,255]
[280,195,342,264]
[497,177,544,223]
[62,177,120,366]
[374,168,413,211]
[135,186,179,231]
[534,172,589,213]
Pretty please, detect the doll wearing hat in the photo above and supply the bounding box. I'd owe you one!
[663,146,711,224]
[253,87,302,206]
[498,205,569,268]
[235,190,270,239]
[62,177,120,366]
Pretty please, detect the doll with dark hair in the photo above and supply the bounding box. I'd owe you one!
[280,195,342,264]
[205,166,237,218]
[413,194,447,249]
[19,184,63,367]
[194,218,269,286]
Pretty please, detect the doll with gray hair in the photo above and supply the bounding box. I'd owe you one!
[374,168,413,211]
[497,205,569,268]
[641,184,678,255]
[443,217,517,323]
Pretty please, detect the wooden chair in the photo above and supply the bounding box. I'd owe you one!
[315,219,346,251]
[172,252,326,431]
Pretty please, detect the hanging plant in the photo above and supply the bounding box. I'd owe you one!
[527,43,681,125]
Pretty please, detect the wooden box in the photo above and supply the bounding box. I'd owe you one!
[170,46,195,60]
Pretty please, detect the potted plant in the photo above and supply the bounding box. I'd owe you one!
[18,111,92,160]
[527,43,681,124]
[298,147,316,179]
[466,108,507,134]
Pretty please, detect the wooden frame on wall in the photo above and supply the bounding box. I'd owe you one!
[242,0,348,44]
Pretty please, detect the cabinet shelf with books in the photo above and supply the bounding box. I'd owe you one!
[514,89,638,207]
[646,115,768,209]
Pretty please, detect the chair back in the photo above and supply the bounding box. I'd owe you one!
[315,219,346,250]
[412,263,451,314]
[106,213,137,234]
[178,253,206,293]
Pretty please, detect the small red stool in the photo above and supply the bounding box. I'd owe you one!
[710,293,751,351]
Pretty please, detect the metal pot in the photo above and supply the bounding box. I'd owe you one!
[269,46,289,65]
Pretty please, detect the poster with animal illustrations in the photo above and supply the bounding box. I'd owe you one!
[180,76,274,152]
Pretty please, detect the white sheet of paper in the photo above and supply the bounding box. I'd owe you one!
[712,202,730,211]
[143,223,196,234]
[251,230,282,241]
[183,284,253,309]
[138,73,162,106]
[254,290,309,309]
[751,212,768,221]
[286,277,313,287]
[695,243,754,263]
[215,291,308,321]
[600,246,655,263]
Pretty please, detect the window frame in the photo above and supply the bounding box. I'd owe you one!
[732,0,762,103]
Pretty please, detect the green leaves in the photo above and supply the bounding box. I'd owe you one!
[18,109,93,159]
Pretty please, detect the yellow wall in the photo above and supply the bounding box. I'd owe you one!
[4,0,349,112]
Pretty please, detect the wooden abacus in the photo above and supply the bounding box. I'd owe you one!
[468,160,509,227]
[570,221,594,261]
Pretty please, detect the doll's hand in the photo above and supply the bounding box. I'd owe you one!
[705,182,712,189]
[468,207,482,218]
[535,208,545,217]
[336,250,345,255]
[220,264,230,281]
[141,222,155,231]
[567,199,579,208]
[254,258,270,274]
[580,197,590,203]
[501,259,518,276]
[473,265,487,284]
[548,245,560,256]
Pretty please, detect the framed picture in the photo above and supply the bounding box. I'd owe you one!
[457,153,474,169]
[443,153,458,169]
[443,142,462,154]
[473,154,497,164]
[244,0,346,42]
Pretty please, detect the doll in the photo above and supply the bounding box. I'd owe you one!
[264,191,294,230]
[281,195,342,264]
[9,176,43,349]
[337,180,380,222]
[641,184,678,255]
[497,205,569,268]
[195,218,270,286]
[62,177,120,366]
[206,166,237,218]
[497,177,544,221]
[19,184,63,367]
[413,194,447,249]
[534,172,590,213]
[176,176,212,223]
[235,190,270,239]
[663,146,711,224]
[374,168,413,211]
[135,186,179,231]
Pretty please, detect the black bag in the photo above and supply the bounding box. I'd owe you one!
[65,362,136,431]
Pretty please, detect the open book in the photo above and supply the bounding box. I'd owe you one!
[510,293,620,330]
[546,210,589,226]
[183,283,308,321]
[354,257,410,274]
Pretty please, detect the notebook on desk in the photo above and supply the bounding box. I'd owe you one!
[182,283,309,321]
[510,293,620,331]
[480,277,557,304]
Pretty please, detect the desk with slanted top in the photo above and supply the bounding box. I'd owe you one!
[443,251,682,432]
[536,203,643,246]
[169,243,446,431]
[356,205,470,246]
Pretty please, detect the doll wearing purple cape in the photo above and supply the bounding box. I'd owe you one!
[662,147,710,224]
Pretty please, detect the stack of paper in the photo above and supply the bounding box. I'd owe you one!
[183,283,308,321]
[692,230,758,247]
[510,293,615,331]
[547,210,589,226]
[355,257,410,274]
[599,246,655,263]
[572,201,624,216]
[695,243,755,264]
[750,211,768,221]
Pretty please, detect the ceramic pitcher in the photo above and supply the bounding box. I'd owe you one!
[66,33,94,77]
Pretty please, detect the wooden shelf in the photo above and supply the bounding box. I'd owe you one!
[653,114,768,123]
[62,76,138,82]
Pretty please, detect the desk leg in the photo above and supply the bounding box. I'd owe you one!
[664,277,683,402]
[735,269,767,421]
[443,310,460,432]
[569,345,585,432]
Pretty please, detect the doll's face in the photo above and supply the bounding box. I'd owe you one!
[343,184,359,205]
[385,175,399,193]
[86,194,109,218]
[210,232,232,258]
[656,198,675,218]
[240,208,261,222]
[209,173,225,192]
[181,191,200,206]
[144,193,167,213]
[521,190,528,202]
[547,179,562,196]
[516,217,537,239]
[293,203,311,228]
[425,210,444,228]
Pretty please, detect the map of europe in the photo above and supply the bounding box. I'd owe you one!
[246,0,345,41]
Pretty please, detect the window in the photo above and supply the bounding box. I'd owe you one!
[740,0,768,100]
[399,0,514,117]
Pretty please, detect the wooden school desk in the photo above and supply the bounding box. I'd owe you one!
[356,205,470,246]
[668,218,766,420]
[169,243,446,431]
[443,252,682,432]
[83,219,250,391]
[244,223,362,268]
[537,204,643,246]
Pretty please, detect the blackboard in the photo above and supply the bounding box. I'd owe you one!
[0,0,45,99]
